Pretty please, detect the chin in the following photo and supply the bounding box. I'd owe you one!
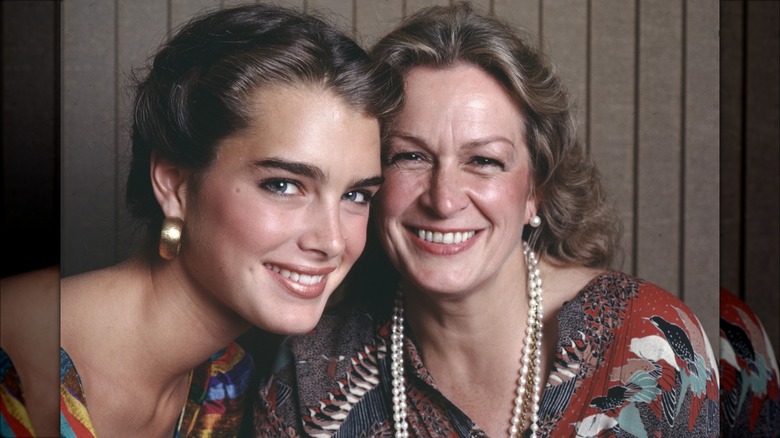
[260,310,321,336]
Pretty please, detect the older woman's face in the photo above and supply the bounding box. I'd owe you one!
[375,63,536,295]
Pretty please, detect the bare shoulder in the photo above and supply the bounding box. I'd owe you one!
[0,265,60,437]
[0,265,60,350]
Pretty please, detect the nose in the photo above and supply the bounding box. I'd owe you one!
[300,202,347,258]
[421,164,469,218]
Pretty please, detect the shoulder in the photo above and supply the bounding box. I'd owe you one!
[0,265,59,352]
[0,266,60,437]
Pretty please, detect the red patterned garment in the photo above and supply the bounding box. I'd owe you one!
[255,271,719,437]
[720,288,780,437]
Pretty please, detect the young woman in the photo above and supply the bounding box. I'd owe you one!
[59,4,400,436]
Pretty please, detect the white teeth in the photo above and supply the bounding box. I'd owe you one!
[265,264,324,285]
[416,229,476,244]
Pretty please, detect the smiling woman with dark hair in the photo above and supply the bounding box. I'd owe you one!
[57,3,400,436]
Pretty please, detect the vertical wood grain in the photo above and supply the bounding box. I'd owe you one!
[308,0,354,35]
[588,0,636,273]
[171,0,219,29]
[464,0,491,14]
[683,0,719,355]
[743,1,780,361]
[636,0,683,296]
[494,0,540,41]
[265,0,305,11]
[719,2,743,296]
[61,0,117,277]
[355,0,402,47]
[405,0,448,18]
[540,0,588,144]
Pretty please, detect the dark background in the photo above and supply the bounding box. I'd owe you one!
[2,1,60,278]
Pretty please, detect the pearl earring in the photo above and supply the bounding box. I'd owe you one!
[529,215,542,228]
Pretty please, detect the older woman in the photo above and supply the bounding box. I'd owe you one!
[255,3,718,437]
[58,4,399,437]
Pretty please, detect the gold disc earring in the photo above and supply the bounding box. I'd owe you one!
[159,217,184,260]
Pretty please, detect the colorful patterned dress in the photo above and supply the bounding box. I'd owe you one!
[1,348,35,437]
[60,342,255,437]
[720,288,780,437]
[255,271,720,437]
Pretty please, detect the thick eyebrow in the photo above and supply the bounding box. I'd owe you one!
[253,158,384,189]
[252,158,326,182]
[351,175,384,189]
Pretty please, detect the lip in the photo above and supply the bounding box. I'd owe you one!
[264,263,336,299]
[406,226,481,256]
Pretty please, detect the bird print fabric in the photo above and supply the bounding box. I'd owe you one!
[255,272,720,437]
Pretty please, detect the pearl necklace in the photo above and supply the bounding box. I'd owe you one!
[391,241,544,438]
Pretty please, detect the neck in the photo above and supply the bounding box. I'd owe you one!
[402,249,529,362]
[63,254,249,393]
[391,242,544,437]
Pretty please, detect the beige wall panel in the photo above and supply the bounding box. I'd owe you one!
[540,0,588,144]
[62,0,117,277]
[115,1,169,262]
[744,1,780,362]
[589,0,636,273]
[355,0,403,47]
[222,0,255,7]
[308,0,354,35]
[171,0,220,28]
[636,0,683,295]
[405,0,449,17]
[264,0,305,10]
[494,0,540,39]
[719,2,743,295]
[683,0,719,356]
[462,0,490,14]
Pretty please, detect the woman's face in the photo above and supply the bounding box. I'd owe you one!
[375,63,536,296]
[181,85,381,334]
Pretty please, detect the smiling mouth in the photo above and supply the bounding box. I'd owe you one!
[264,264,325,285]
[414,228,477,244]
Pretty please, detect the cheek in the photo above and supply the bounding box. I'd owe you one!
[375,172,417,218]
[202,189,289,251]
[341,213,370,263]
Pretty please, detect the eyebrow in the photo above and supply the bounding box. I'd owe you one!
[253,158,384,188]
[352,175,385,188]
[253,158,326,181]
[388,132,516,150]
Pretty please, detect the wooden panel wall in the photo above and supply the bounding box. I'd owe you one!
[61,0,721,354]
[720,1,780,363]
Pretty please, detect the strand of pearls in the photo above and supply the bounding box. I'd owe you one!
[390,241,543,438]
[391,292,409,438]
[509,242,544,437]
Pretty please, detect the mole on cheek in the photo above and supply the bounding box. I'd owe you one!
[235,187,240,193]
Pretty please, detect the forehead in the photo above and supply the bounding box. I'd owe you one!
[395,63,526,141]
[212,84,380,168]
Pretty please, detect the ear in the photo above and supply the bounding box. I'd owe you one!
[150,151,189,220]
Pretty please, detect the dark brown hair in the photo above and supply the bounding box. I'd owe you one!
[126,3,402,237]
